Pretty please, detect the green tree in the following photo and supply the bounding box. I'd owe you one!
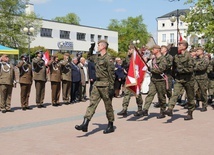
[108,15,150,53]
[52,13,80,25]
[185,0,214,52]
[0,0,41,50]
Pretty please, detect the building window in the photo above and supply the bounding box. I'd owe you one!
[170,33,174,43]
[60,30,70,39]
[91,34,95,42]
[162,34,166,42]
[40,28,52,37]
[77,32,86,41]
[104,36,108,42]
[180,22,183,26]
[162,23,165,27]
[98,35,102,41]
[171,23,174,26]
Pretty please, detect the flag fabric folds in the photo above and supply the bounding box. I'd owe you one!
[125,49,147,95]
[42,50,50,66]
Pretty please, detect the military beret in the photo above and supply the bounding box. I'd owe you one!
[35,50,43,55]
[98,40,109,45]
[196,47,204,51]
[152,45,161,49]
[178,40,188,47]
[64,52,70,56]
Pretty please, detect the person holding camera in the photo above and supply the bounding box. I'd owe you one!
[32,50,47,108]
[48,53,61,106]
[17,54,33,110]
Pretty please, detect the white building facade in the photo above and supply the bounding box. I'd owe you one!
[157,9,203,48]
[27,4,118,54]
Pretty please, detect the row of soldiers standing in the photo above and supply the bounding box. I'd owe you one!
[117,40,214,120]
[0,50,88,113]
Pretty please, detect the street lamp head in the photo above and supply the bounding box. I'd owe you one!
[179,15,186,21]
[29,27,35,33]
[170,16,176,22]
[23,27,28,33]
[133,40,136,44]
[136,40,140,44]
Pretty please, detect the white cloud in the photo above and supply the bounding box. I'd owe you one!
[114,8,127,12]
[29,0,51,4]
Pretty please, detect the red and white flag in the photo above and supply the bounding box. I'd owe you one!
[178,28,183,41]
[125,49,147,95]
[42,50,50,66]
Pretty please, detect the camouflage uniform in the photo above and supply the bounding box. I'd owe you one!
[164,53,173,99]
[167,51,195,112]
[194,55,209,110]
[207,58,214,104]
[84,52,115,122]
[143,55,167,114]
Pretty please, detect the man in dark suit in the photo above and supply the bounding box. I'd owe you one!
[70,57,81,103]
[88,60,96,96]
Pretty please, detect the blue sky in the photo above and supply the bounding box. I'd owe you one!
[29,0,192,38]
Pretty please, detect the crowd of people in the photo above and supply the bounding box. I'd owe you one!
[1,39,214,134]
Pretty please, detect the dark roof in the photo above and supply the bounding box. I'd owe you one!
[157,9,189,18]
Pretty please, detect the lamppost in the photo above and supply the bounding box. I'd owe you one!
[23,26,34,62]
[169,9,186,46]
[133,39,140,48]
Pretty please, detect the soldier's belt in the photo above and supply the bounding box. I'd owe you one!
[96,77,109,81]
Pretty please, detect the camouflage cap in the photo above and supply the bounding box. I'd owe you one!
[178,40,188,47]
[152,45,161,49]
[20,53,27,58]
[35,50,43,55]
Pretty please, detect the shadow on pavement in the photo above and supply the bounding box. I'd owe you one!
[164,114,185,123]
[76,123,117,137]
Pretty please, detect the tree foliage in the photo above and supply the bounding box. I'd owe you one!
[108,15,150,53]
[0,0,41,50]
[52,13,80,25]
[185,0,214,52]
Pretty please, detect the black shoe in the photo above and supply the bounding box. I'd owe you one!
[2,110,6,113]
[117,109,127,116]
[195,100,199,108]
[157,113,166,119]
[184,111,193,120]
[200,107,207,112]
[153,102,160,108]
[103,122,114,134]
[22,107,26,111]
[52,104,58,107]
[75,118,90,132]
[26,107,32,110]
[164,109,173,116]
[40,105,46,108]
[37,105,42,108]
[6,109,14,112]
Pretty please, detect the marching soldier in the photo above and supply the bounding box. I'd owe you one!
[140,45,168,118]
[194,47,209,111]
[48,53,61,106]
[75,40,115,134]
[207,55,214,106]
[117,44,144,116]
[32,50,47,108]
[0,54,16,113]
[17,54,33,110]
[60,52,72,104]
[164,40,195,120]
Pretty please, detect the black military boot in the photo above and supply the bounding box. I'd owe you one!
[75,118,90,132]
[164,108,173,116]
[177,95,182,105]
[117,109,127,116]
[157,110,166,119]
[133,106,143,116]
[195,100,200,108]
[200,107,207,112]
[208,95,213,105]
[184,110,193,120]
[154,102,160,108]
[103,122,114,134]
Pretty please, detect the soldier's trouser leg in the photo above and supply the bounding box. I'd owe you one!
[35,80,46,105]
[197,79,208,108]
[20,84,32,107]
[121,88,132,110]
[143,81,157,110]
[136,94,143,110]
[51,82,60,104]
[166,77,173,99]
[84,86,114,122]
[82,85,86,99]
[0,84,12,111]
[184,81,195,112]
[168,82,185,110]
[156,81,167,112]
[62,80,71,102]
